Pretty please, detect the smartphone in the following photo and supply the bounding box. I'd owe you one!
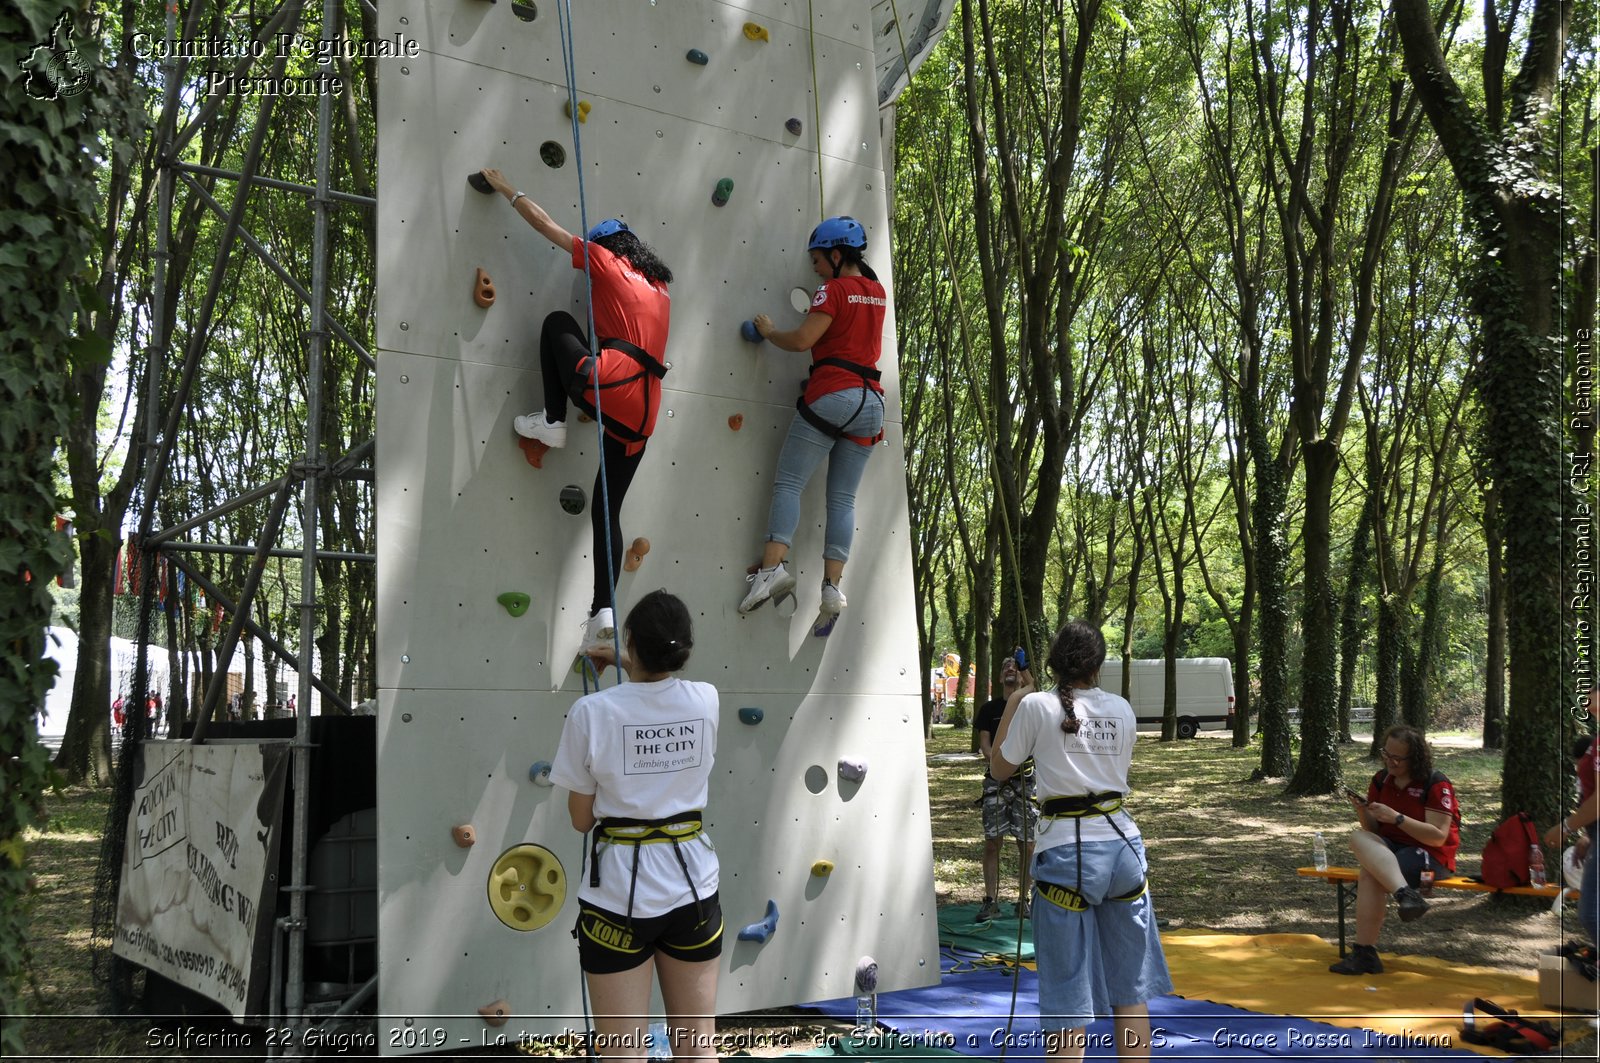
[1342,785,1367,804]
[1013,646,1028,670]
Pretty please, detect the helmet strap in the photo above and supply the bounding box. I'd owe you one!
[830,249,844,278]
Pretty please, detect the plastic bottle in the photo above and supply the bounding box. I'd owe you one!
[648,1021,671,1061]
[1529,844,1547,887]
[853,994,875,1036]
[1312,831,1327,871]
[1419,869,1434,896]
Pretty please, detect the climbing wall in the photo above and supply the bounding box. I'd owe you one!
[373,0,939,1049]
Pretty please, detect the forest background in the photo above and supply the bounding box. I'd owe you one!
[1,0,1595,1052]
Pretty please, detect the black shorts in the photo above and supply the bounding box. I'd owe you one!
[1383,838,1445,887]
[577,893,723,974]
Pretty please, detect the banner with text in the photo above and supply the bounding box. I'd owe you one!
[113,741,289,1019]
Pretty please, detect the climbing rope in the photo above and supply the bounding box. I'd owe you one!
[806,0,825,219]
[556,0,625,679]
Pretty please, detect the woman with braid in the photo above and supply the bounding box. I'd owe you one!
[991,620,1172,1062]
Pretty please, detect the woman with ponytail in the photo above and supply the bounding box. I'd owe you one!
[991,620,1171,1061]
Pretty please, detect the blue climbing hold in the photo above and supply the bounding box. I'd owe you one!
[738,707,764,725]
[738,899,780,942]
[687,48,709,65]
[528,761,553,786]
[740,320,763,344]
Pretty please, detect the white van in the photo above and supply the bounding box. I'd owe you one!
[1097,657,1236,738]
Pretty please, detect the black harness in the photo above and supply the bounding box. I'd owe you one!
[1034,791,1147,910]
[588,810,705,925]
[796,358,884,446]
[573,337,668,444]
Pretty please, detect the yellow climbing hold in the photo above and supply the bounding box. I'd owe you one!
[563,98,592,123]
[488,844,567,932]
[811,859,834,877]
[743,22,769,42]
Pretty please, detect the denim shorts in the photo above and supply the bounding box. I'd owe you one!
[1031,838,1173,1030]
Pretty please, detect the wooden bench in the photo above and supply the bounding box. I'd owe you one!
[1298,866,1566,956]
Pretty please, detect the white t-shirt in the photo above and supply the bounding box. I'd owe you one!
[549,677,720,917]
[999,686,1140,849]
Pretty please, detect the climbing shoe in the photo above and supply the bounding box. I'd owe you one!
[514,410,567,447]
[1394,886,1429,922]
[1328,944,1383,975]
[818,581,847,617]
[739,562,796,614]
[975,898,1000,923]
[1016,897,1031,920]
[580,608,616,656]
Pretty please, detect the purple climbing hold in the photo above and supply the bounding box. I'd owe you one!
[838,757,867,783]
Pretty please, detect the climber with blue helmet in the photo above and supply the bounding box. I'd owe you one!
[740,216,889,626]
[480,168,675,657]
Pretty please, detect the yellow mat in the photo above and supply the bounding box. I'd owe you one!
[1161,930,1564,1056]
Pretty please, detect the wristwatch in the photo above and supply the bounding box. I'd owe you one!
[1394,813,1405,827]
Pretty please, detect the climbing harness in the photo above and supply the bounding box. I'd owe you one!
[589,812,708,927]
[796,359,884,446]
[572,337,669,445]
[1034,789,1146,910]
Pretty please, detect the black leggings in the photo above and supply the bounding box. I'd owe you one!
[539,312,648,616]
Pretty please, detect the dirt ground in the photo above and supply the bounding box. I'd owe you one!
[12,728,1596,1059]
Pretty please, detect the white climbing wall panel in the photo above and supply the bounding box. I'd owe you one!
[374,0,940,1049]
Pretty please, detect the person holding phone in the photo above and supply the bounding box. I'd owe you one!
[972,648,1038,922]
[1329,725,1460,976]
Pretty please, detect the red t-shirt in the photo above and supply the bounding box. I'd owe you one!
[1367,769,1461,871]
[1580,738,1599,833]
[570,237,671,453]
[804,275,887,404]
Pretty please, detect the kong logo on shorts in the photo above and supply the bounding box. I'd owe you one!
[580,910,642,955]
[624,719,705,775]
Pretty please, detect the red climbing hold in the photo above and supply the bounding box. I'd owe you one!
[623,537,651,572]
[474,267,496,308]
[452,824,477,848]
[728,413,744,431]
[518,436,551,469]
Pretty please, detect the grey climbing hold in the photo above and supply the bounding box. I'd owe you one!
[738,707,764,725]
[686,48,709,65]
[560,485,586,515]
[737,899,779,942]
[468,171,494,193]
[838,757,867,783]
[785,117,802,136]
[855,956,879,994]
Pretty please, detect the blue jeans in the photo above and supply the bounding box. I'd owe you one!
[765,389,884,562]
[1583,834,1599,944]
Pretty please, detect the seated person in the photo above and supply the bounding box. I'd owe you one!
[1330,725,1460,975]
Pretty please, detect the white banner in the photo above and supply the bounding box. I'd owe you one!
[113,741,288,1019]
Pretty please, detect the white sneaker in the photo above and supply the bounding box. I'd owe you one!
[579,607,615,655]
[739,563,797,614]
[514,410,567,447]
[819,582,846,617]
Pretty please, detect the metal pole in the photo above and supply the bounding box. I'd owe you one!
[173,160,376,207]
[288,0,341,1036]
[163,543,374,563]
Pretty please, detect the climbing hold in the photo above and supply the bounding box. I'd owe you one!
[510,2,537,22]
[488,844,566,932]
[563,98,591,123]
[811,859,834,877]
[686,48,709,65]
[740,320,763,343]
[743,22,769,41]
[517,436,550,469]
[539,141,566,168]
[452,824,477,848]
[785,117,802,136]
[497,592,531,617]
[479,1001,511,1027]
[623,537,651,572]
[738,707,763,725]
[837,757,867,783]
[577,412,593,422]
[728,413,744,431]
[559,484,586,515]
[712,178,735,207]
[737,899,779,942]
[467,171,494,194]
[528,760,553,786]
[855,956,879,994]
[473,267,496,308]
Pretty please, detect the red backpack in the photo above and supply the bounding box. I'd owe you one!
[1480,811,1539,888]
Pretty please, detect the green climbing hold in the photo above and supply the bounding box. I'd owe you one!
[497,592,531,617]
[712,178,734,207]
[686,48,709,65]
[738,707,764,725]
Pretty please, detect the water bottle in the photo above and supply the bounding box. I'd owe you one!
[1312,831,1327,871]
[1419,869,1434,896]
[853,993,875,1036]
[1529,844,1547,887]
[648,1021,671,1061]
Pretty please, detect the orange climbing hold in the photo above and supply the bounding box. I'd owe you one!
[518,435,550,469]
[728,413,744,431]
[452,824,477,848]
[478,1000,511,1027]
[743,22,769,41]
[624,537,651,572]
[473,267,496,308]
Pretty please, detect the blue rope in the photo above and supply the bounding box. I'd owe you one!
[556,0,623,677]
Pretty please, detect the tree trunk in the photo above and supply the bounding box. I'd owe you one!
[1482,484,1506,749]
[54,534,115,783]
[1337,498,1374,741]
[1288,441,1342,793]
[1247,391,1293,778]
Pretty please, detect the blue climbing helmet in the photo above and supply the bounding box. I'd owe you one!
[808,216,867,252]
[587,218,630,241]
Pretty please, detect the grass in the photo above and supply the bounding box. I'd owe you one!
[13,730,1581,1058]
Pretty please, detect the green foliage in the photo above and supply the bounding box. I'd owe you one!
[0,1,108,1050]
